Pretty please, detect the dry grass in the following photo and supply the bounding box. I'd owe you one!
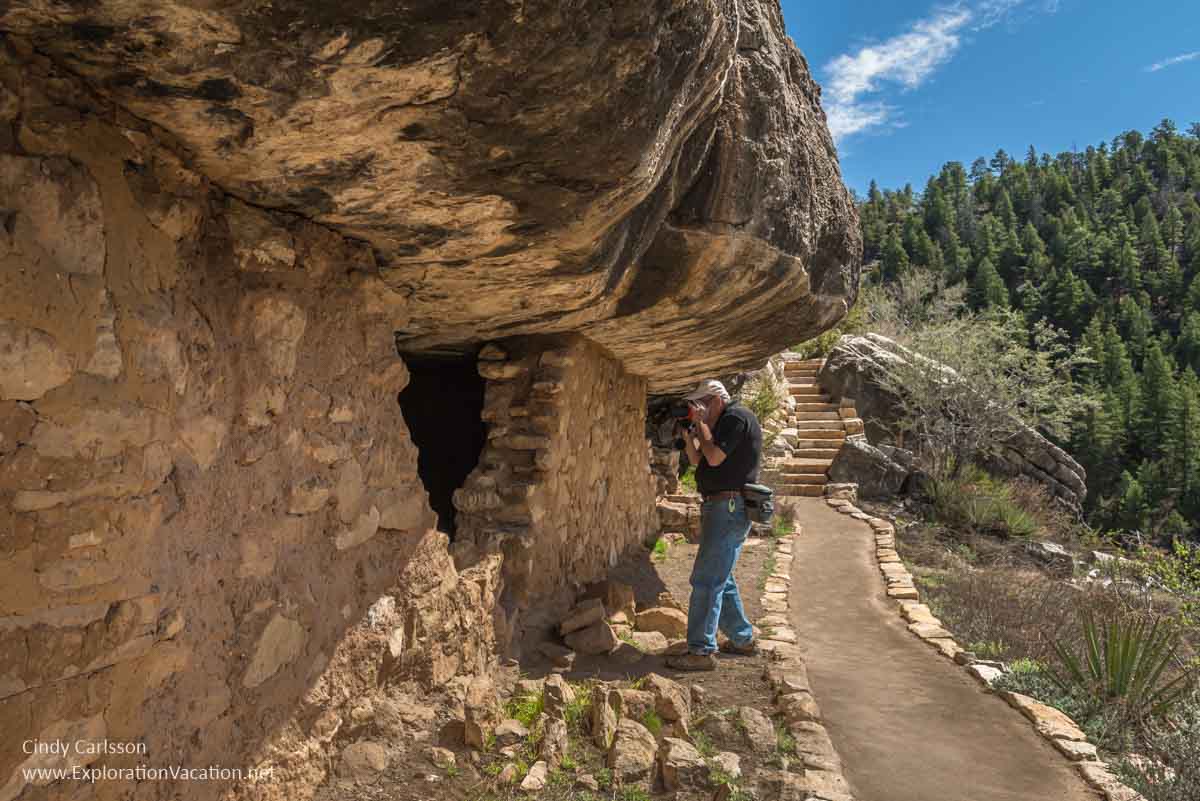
[919,567,1142,664]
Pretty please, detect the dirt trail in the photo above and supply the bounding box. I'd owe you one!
[785,499,1099,801]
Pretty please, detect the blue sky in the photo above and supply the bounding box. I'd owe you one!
[780,1,1200,195]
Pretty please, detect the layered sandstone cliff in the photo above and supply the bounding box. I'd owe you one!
[1,0,859,390]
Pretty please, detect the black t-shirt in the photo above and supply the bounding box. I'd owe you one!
[695,401,762,495]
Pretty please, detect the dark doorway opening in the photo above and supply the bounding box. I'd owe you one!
[397,353,486,539]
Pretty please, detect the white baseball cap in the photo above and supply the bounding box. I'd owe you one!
[683,379,730,402]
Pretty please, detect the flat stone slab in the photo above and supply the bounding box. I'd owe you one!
[928,638,962,659]
[908,622,953,640]
[778,690,822,724]
[901,604,940,625]
[801,768,852,798]
[757,614,790,628]
[851,511,873,521]
[764,628,797,644]
[1052,737,1098,761]
[968,664,1005,685]
[1078,761,1144,801]
[759,639,797,657]
[887,587,920,600]
[1001,692,1088,741]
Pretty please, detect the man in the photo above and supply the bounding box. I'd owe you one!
[666,379,763,671]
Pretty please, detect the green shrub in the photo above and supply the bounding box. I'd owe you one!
[1048,610,1195,724]
[680,466,697,492]
[746,378,782,423]
[776,723,798,757]
[652,538,669,561]
[772,507,796,537]
[1116,692,1200,801]
[968,640,1007,660]
[993,661,1095,725]
[1144,540,1200,628]
[504,691,544,728]
[562,682,592,730]
[691,731,717,758]
[927,468,1043,539]
[641,710,663,736]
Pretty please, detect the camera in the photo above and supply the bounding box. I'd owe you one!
[670,401,704,449]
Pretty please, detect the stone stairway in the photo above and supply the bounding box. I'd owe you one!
[764,358,864,498]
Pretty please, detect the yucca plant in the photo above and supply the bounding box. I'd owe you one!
[1047,610,1196,723]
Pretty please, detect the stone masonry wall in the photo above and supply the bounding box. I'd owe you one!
[453,336,659,645]
[0,42,501,801]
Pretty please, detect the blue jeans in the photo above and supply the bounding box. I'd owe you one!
[687,496,755,655]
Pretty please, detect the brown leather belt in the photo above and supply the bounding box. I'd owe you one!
[702,490,743,502]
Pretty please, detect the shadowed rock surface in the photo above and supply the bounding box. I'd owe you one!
[0,0,860,390]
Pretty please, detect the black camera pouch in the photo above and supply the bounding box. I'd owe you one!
[742,483,775,524]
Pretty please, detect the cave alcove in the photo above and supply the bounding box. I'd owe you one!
[397,351,487,539]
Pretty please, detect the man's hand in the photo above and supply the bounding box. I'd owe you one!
[682,422,701,466]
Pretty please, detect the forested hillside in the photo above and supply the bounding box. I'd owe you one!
[858,120,1200,542]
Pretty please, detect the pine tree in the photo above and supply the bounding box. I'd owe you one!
[1156,254,1186,305]
[995,188,1018,230]
[969,257,1008,310]
[1138,342,1178,458]
[1164,206,1185,251]
[1103,325,1142,435]
[1051,269,1088,334]
[1139,205,1165,270]
[1119,296,1153,363]
[1113,235,1143,293]
[881,226,910,282]
[943,230,969,284]
[1179,312,1200,373]
[1170,369,1200,517]
[1116,470,1148,532]
[1079,317,1107,384]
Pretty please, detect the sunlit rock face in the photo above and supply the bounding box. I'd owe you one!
[1,0,860,391]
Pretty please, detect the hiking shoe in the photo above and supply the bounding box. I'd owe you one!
[719,638,758,656]
[665,651,717,671]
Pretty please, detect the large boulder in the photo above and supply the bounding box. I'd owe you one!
[3,0,860,391]
[827,438,908,499]
[820,334,1087,510]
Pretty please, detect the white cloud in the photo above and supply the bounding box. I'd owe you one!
[823,7,970,141]
[1146,51,1200,73]
[822,1,1060,142]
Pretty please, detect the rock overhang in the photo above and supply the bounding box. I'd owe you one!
[1,0,861,392]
